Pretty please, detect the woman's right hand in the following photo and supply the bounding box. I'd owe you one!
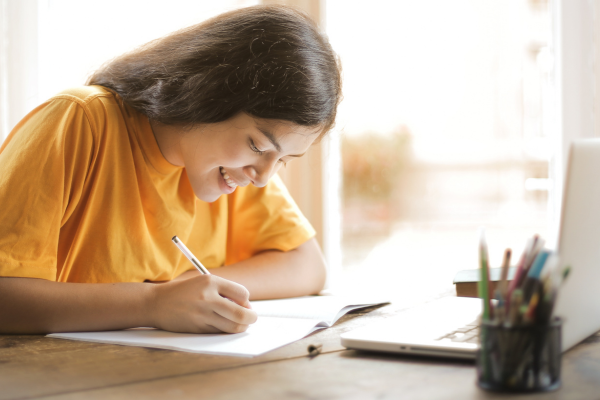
[149,274,258,334]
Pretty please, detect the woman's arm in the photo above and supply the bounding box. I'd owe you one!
[176,238,327,300]
[0,275,256,334]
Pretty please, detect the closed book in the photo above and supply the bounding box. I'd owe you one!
[453,267,516,298]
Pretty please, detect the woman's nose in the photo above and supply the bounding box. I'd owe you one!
[244,159,279,187]
[244,167,269,188]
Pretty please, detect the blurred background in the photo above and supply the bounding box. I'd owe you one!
[328,0,552,304]
[2,0,586,305]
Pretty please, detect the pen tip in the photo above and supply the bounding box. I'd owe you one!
[172,236,178,243]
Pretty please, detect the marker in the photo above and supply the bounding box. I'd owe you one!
[527,249,550,279]
[171,236,210,275]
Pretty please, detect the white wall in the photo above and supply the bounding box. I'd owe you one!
[0,0,258,141]
[0,0,39,142]
[548,0,598,246]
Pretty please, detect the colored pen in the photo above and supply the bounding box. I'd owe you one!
[525,237,545,269]
[521,249,550,303]
[523,292,539,324]
[171,236,210,275]
[478,228,492,321]
[506,237,534,302]
[545,265,571,320]
[498,248,512,301]
[508,289,523,326]
[478,228,493,381]
[519,236,543,283]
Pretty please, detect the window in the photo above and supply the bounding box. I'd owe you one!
[326,0,555,303]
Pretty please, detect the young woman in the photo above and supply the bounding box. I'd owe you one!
[0,5,341,335]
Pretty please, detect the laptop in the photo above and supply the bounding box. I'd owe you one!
[341,139,600,359]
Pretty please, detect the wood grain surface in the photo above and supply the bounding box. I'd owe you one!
[0,304,394,400]
[2,303,600,400]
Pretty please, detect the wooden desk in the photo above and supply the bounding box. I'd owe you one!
[2,301,600,400]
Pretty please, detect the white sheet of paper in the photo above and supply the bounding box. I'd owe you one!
[47,295,389,357]
[48,317,323,357]
[250,295,388,326]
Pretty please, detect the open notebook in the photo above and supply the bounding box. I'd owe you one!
[47,295,388,357]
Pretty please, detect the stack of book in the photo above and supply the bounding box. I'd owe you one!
[453,266,516,298]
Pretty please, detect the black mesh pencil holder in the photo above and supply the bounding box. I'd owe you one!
[476,317,562,392]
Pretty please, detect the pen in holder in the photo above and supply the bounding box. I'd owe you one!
[475,231,569,393]
[476,317,562,392]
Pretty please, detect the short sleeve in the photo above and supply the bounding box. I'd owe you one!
[0,98,94,280]
[225,174,316,265]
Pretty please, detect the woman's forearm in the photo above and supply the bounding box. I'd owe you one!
[0,274,257,335]
[0,277,154,334]
[208,238,327,300]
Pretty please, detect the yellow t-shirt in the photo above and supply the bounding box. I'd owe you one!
[0,86,315,283]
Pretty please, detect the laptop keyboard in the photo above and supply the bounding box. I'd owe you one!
[434,319,480,344]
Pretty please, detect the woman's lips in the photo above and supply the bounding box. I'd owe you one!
[220,167,249,188]
[218,168,236,194]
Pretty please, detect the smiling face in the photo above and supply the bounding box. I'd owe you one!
[150,113,321,203]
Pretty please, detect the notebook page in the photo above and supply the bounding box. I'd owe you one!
[250,295,388,326]
[48,316,322,357]
[47,296,388,356]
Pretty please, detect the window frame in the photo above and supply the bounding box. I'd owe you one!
[547,0,599,246]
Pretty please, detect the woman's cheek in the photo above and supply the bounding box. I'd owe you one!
[226,150,256,167]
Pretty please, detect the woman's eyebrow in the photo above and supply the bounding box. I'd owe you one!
[257,128,282,152]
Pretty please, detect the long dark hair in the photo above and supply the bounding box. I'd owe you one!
[87,5,342,135]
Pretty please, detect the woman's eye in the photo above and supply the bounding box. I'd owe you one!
[249,138,287,166]
[249,140,264,156]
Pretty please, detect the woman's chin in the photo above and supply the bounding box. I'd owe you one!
[197,191,221,203]
[191,171,237,202]
[191,187,221,203]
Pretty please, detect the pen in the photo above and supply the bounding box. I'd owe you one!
[544,265,571,321]
[307,344,323,358]
[522,292,539,324]
[521,249,550,303]
[506,237,534,303]
[538,277,554,324]
[520,236,541,276]
[172,235,210,275]
[508,289,523,326]
[522,237,545,281]
[478,228,492,321]
[478,228,493,381]
[498,248,512,301]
